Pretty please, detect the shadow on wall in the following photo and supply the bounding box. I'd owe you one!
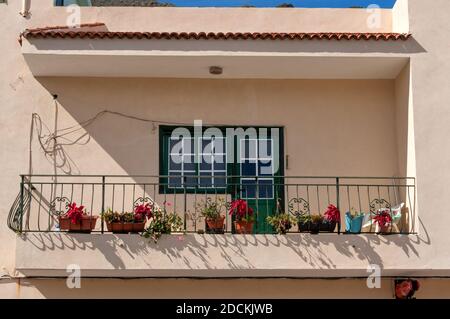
[21,77,431,273]
[21,228,430,273]
[28,36,427,55]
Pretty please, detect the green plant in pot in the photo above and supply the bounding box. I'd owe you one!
[266,213,296,234]
[297,213,312,232]
[309,214,324,234]
[142,202,183,242]
[101,205,150,234]
[196,197,226,234]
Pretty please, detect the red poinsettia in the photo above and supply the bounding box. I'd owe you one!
[228,199,253,221]
[324,204,341,223]
[373,209,393,228]
[134,203,153,222]
[66,202,85,224]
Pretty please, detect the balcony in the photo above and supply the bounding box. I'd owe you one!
[9,175,416,235]
[10,174,421,278]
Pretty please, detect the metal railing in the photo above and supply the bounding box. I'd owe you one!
[8,174,416,234]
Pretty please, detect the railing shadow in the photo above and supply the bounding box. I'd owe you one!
[19,231,428,273]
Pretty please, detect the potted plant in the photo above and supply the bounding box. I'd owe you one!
[102,207,149,234]
[373,209,393,234]
[132,203,152,232]
[322,204,340,232]
[309,214,324,234]
[196,198,226,234]
[297,214,312,232]
[266,213,296,234]
[345,208,365,234]
[59,202,98,232]
[142,203,183,242]
[229,199,254,234]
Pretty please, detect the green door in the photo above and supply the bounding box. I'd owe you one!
[231,128,284,234]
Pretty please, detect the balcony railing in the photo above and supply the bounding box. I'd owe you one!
[8,175,416,235]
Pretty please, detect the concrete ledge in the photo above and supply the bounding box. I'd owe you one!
[14,232,440,278]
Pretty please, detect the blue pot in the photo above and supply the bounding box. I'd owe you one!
[345,212,364,234]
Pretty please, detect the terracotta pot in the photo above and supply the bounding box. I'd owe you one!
[59,216,98,233]
[206,216,225,233]
[132,222,145,233]
[234,220,254,234]
[106,222,145,233]
[378,224,392,234]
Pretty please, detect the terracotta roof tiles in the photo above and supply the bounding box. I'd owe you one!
[20,23,412,43]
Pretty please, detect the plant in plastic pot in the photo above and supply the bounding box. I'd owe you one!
[309,214,324,234]
[297,214,312,232]
[345,208,365,234]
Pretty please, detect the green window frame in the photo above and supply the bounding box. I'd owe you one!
[159,126,230,194]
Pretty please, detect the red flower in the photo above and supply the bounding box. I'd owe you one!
[66,202,85,224]
[373,209,393,228]
[228,199,253,221]
[134,203,152,222]
[324,204,340,223]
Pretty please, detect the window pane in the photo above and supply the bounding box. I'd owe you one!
[169,154,182,170]
[201,138,213,154]
[183,138,194,154]
[168,172,182,188]
[241,161,256,176]
[258,160,273,176]
[241,139,257,160]
[241,179,256,199]
[183,154,196,171]
[170,138,183,155]
[183,172,197,188]
[200,155,213,171]
[214,155,226,171]
[199,172,213,188]
[214,172,227,188]
[213,137,226,154]
[259,139,272,158]
[259,179,274,199]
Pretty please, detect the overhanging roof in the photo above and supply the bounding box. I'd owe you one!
[20,23,413,79]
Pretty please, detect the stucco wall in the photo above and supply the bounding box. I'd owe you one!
[1,277,450,299]
[1,0,450,298]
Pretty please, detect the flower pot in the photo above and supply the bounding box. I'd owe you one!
[206,216,225,234]
[59,215,98,233]
[234,220,254,234]
[320,220,337,232]
[377,224,392,234]
[345,212,364,234]
[132,222,145,233]
[309,222,321,234]
[106,222,145,233]
[298,221,311,233]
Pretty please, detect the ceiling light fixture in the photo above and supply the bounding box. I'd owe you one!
[209,66,223,75]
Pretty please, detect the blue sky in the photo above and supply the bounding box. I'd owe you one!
[165,0,397,8]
